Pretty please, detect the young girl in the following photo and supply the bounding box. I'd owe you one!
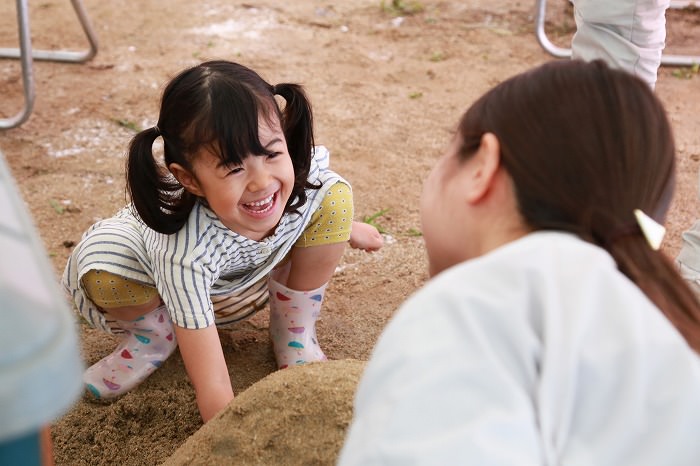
[339,60,700,465]
[63,60,382,422]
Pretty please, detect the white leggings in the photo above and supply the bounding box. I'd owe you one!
[571,0,670,88]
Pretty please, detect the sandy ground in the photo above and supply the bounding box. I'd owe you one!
[1,0,699,464]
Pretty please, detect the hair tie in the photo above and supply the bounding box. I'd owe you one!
[604,209,666,251]
[603,223,641,249]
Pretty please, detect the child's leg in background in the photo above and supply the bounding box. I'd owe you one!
[80,271,177,399]
[268,182,352,369]
[677,226,700,299]
[571,0,670,88]
[677,169,700,300]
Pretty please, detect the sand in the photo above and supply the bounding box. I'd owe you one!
[0,0,698,464]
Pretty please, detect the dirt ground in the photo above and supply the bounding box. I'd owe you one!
[1,0,699,464]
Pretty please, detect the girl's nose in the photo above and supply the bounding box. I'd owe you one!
[247,165,271,193]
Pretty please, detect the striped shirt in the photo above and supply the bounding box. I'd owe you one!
[63,146,346,332]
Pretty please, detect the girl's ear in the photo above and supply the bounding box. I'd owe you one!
[464,132,502,204]
[169,163,204,197]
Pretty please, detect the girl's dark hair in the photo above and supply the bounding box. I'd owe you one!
[457,59,700,352]
[126,60,317,234]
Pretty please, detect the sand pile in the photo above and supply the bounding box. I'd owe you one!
[164,359,366,465]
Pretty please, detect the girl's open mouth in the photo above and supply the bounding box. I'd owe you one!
[242,192,276,215]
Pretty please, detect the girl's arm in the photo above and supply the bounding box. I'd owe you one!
[175,324,234,422]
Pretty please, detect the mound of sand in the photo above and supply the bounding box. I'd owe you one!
[163,359,366,465]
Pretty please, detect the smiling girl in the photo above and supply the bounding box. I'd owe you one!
[63,60,381,422]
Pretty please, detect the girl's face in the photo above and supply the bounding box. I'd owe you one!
[420,135,475,276]
[184,116,295,241]
[420,132,528,277]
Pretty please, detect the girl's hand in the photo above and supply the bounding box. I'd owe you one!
[175,324,234,422]
[349,221,384,252]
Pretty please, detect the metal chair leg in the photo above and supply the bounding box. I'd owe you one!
[535,0,571,59]
[535,0,700,67]
[0,0,98,130]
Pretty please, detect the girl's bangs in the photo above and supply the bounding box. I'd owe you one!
[200,92,276,167]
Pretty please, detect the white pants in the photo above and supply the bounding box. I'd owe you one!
[571,0,670,87]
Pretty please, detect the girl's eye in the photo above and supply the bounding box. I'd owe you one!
[227,166,244,175]
[268,151,282,159]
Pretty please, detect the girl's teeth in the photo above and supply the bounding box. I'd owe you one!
[244,194,274,212]
[246,194,273,207]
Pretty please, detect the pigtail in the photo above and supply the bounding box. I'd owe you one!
[126,127,195,234]
[272,83,319,211]
[458,59,700,353]
[605,238,700,352]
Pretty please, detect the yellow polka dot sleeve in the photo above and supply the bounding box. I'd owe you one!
[81,269,157,309]
[295,181,353,247]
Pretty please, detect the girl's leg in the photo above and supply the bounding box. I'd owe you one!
[81,271,177,399]
[268,242,346,369]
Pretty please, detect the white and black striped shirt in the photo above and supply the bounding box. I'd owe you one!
[63,146,346,331]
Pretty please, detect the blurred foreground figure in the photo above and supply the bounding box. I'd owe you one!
[0,149,83,466]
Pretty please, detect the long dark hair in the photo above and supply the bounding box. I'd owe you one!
[457,59,700,351]
[126,60,317,234]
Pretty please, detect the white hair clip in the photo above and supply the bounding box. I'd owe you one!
[634,209,666,251]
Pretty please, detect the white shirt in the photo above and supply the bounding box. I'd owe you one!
[339,232,700,466]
